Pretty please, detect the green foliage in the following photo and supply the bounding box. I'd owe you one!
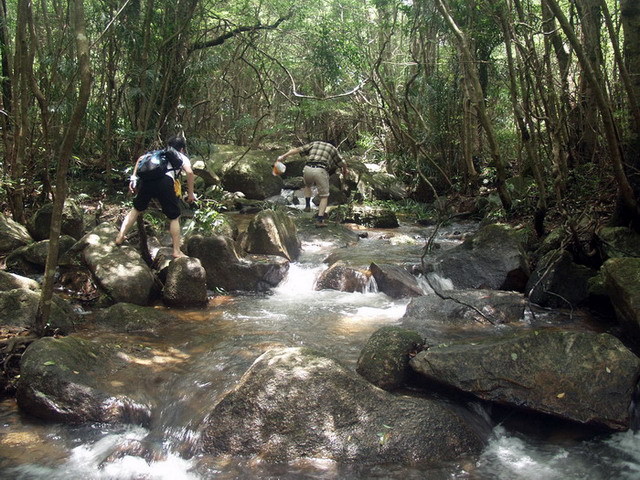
[182,198,228,237]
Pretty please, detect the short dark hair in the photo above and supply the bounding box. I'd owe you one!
[167,135,186,152]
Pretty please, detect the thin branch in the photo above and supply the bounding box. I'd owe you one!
[189,13,292,53]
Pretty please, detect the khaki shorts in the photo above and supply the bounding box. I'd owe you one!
[303,165,330,197]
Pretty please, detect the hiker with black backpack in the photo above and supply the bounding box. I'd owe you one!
[115,135,196,258]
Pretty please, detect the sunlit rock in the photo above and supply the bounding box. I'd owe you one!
[163,257,207,307]
[16,336,151,425]
[240,209,302,261]
[370,262,424,298]
[0,213,32,255]
[75,223,158,306]
[201,346,485,464]
[315,261,371,293]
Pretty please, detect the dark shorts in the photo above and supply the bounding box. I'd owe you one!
[133,175,181,219]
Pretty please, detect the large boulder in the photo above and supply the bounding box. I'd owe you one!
[200,347,484,464]
[94,302,178,334]
[602,257,640,340]
[526,250,598,308]
[0,213,32,255]
[0,271,39,292]
[356,327,424,391]
[75,223,158,306]
[16,336,151,425]
[28,199,85,241]
[5,236,77,274]
[218,148,283,200]
[162,257,208,307]
[0,288,79,333]
[370,263,424,299]
[187,234,289,292]
[340,204,399,228]
[314,261,371,293]
[240,209,302,261]
[596,226,640,260]
[359,172,407,201]
[427,223,530,291]
[410,329,640,431]
[399,289,527,344]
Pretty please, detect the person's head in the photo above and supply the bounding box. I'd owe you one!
[167,135,187,152]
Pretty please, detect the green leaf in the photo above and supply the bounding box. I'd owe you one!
[43,361,56,366]
[511,353,518,361]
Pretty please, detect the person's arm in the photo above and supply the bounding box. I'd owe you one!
[182,160,196,203]
[129,155,143,193]
[277,146,303,163]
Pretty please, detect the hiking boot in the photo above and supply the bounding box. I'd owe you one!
[303,206,311,212]
[315,216,327,228]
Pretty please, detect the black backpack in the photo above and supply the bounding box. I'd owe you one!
[136,147,183,181]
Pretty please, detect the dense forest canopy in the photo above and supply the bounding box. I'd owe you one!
[1,0,639,229]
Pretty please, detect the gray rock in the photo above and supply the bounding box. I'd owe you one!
[76,223,158,305]
[428,223,530,291]
[201,347,484,463]
[526,250,597,308]
[0,288,79,333]
[357,327,424,390]
[400,290,527,344]
[28,199,85,241]
[596,226,640,260]
[240,209,302,261]
[0,271,39,292]
[187,234,289,292]
[602,257,640,341]
[410,329,640,431]
[315,261,371,293]
[370,263,424,298]
[16,336,151,425]
[163,257,208,307]
[94,302,176,333]
[0,213,33,254]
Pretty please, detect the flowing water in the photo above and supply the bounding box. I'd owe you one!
[1,220,639,479]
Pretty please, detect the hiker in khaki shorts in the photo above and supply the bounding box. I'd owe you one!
[277,141,348,227]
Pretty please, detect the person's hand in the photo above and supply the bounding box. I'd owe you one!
[277,155,284,162]
[129,175,138,194]
[186,192,197,203]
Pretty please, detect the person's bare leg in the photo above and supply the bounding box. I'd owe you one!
[115,208,140,245]
[169,217,186,257]
[318,197,329,217]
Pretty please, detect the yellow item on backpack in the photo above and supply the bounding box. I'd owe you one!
[174,178,182,197]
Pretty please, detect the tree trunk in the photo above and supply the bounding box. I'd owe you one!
[35,0,92,335]
[546,0,639,227]
[435,0,512,211]
[621,0,640,146]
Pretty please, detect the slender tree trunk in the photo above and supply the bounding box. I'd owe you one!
[8,0,31,225]
[546,0,639,226]
[621,0,640,145]
[497,4,546,210]
[435,0,512,211]
[35,0,92,335]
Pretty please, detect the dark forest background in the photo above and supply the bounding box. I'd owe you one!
[2,0,639,229]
